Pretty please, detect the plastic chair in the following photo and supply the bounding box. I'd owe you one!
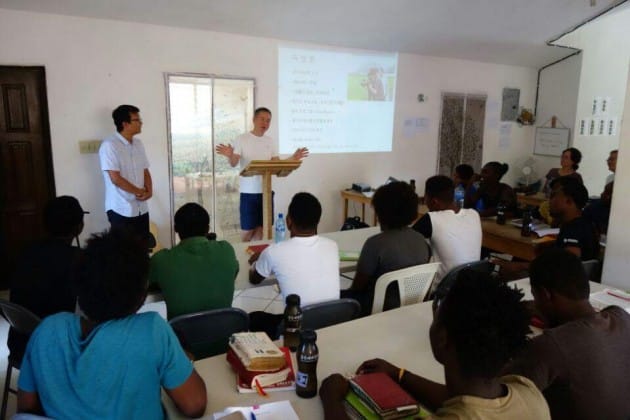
[582,259,601,283]
[0,299,42,419]
[434,260,495,302]
[301,298,362,330]
[371,262,441,314]
[169,307,249,360]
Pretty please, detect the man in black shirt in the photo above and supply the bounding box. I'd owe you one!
[549,177,599,260]
[8,196,87,357]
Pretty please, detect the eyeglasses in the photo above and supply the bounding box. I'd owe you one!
[130,118,142,123]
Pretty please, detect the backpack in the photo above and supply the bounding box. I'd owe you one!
[341,216,370,231]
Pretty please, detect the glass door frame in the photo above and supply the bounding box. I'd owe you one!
[164,72,256,244]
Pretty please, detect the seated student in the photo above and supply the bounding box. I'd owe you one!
[9,196,86,359]
[464,161,516,217]
[342,181,430,316]
[249,192,339,335]
[605,149,617,185]
[506,249,630,419]
[548,177,599,260]
[453,163,477,191]
[149,202,238,319]
[17,230,207,419]
[542,147,584,196]
[320,270,550,419]
[583,181,613,234]
[494,176,600,278]
[413,175,481,290]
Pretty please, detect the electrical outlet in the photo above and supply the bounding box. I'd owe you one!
[79,140,102,154]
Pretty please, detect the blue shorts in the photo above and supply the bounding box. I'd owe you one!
[240,193,274,230]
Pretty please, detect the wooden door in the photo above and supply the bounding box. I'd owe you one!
[0,66,55,287]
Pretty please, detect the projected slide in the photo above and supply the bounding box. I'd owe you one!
[279,47,398,154]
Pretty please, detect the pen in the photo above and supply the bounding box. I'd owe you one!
[250,413,257,420]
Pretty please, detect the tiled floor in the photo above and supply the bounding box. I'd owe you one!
[0,274,355,417]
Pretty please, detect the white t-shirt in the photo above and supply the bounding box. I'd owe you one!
[254,235,340,305]
[99,133,150,216]
[428,208,482,286]
[233,132,278,194]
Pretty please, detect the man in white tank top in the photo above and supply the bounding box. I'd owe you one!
[413,175,482,291]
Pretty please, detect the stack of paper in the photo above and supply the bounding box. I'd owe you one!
[590,289,630,314]
[213,400,299,420]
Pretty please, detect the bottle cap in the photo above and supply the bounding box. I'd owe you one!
[278,213,284,218]
[286,294,300,305]
[300,329,317,342]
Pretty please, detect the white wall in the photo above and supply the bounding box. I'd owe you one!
[534,53,582,182]
[555,6,630,196]
[551,6,630,287]
[0,9,537,247]
[602,64,630,289]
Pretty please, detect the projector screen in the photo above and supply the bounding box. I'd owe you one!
[278,47,398,154]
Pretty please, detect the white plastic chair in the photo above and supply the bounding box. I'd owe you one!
[371,262,441,314]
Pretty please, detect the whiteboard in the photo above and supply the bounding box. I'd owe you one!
[534,127,570,157]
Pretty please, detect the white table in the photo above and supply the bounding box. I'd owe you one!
[165,278,609,419]
[232,227,379,290]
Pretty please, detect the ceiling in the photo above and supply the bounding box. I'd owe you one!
[1,0,628,68]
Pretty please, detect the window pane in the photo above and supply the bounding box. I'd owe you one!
[167,75,254,243]
[213,78,254,242]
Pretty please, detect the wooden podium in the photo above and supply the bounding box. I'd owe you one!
[240,160,302,239]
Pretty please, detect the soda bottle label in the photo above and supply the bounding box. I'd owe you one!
[296,371,309,387]
[299,354,319,363]
[287,313,302,324]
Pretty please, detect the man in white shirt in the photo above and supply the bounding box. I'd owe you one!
[215,107,308,242]
[248,192,340,337]
[605,149,617,185]
[413,175,482,291]
[99,105,152,242]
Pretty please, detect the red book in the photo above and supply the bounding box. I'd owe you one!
[226,347,295,394]
[246,243,270,256]
[350,372,418,418]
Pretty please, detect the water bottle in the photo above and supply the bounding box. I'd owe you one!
[296,329,318,398]
[454,184,465,209]
[275,213,286,243]
[283,294,302,352]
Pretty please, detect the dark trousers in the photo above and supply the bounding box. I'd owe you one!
[248,311,283,340]
[107,210,150,245]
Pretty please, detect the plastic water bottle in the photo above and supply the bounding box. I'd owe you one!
[275,213,287,243]
[454,184,465,209]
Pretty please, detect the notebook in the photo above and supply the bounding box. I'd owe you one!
[350,372,420,419]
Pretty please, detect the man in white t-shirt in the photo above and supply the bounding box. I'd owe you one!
[248,192,339,337]
[99,104,152,243]
[215,107,309,242]
[413,175,481,291]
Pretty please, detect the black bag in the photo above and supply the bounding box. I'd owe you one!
[341,216,369,231]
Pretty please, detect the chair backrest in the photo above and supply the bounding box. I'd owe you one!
[434,259,495,302]
[0,299,41,335]
[301,298,362,330]
[371,262,441,314]
[169,307,249,360]
[582,259,601,283]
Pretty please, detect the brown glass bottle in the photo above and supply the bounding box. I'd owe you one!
[283,294,302,351]
[296,329,318,398]
[496,202,506,225]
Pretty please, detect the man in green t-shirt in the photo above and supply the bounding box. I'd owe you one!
[149,203,238,319]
